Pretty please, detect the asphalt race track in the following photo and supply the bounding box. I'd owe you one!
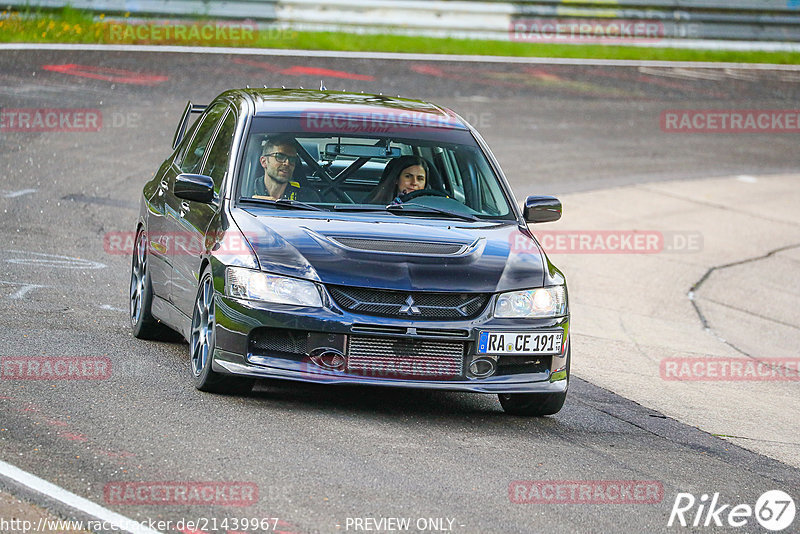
[1,48,799,534]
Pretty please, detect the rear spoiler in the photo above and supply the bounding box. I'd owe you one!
[172,102,207,150]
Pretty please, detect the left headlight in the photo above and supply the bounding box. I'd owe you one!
[225,267,323,307]
[495,286,567,318]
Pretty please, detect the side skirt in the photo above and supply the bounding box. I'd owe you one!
[151,294,191,342]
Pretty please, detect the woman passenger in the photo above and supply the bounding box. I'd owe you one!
[365,155,429,204]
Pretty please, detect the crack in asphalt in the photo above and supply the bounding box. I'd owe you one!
[688,243,800,359]
[617,315,655,364]
[628,183,800,362]
[697,295,800,331]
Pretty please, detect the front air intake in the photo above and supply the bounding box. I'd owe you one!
[346,336,464,380]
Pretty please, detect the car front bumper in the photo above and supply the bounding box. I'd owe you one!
[212,293,570,394]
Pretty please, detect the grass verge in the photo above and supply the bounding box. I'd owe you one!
[1,7,799,64]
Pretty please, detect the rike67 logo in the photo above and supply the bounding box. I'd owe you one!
[669,490,796,531]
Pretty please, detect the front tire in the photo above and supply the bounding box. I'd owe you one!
[498,390,567,416]
[499,350,569,416]
[190,267,254,394]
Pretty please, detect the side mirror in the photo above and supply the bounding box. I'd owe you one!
[174,173,215,204]
[523,195,562,223]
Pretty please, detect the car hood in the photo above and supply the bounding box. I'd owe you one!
[231,207,545,292]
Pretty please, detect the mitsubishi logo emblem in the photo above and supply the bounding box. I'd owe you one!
[399,295,421,315]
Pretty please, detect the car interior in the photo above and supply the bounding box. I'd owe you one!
[237,133,510,217]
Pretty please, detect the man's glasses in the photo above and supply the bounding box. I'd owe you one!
[266,152,300,165]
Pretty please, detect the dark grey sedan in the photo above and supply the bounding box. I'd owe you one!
[130,88,569,415]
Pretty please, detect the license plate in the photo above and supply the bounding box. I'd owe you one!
[477,331,563,355]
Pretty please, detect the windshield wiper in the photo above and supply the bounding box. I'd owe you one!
[330,203,479,221]
[330,204,387,212]
[240,198,322,211]
[385,203,479,222]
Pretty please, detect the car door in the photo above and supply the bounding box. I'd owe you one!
[161,102,228,306]
[170,106,236,318]
[146,113,205,300]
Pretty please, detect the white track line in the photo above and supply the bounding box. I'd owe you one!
[2,189,38,198]
[2,42,800,70]
[0,458,163,534]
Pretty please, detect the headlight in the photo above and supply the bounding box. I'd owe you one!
[225,267,322,307]
[495,286,566,318]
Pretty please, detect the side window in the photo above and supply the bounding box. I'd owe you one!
[174,115,201,165]
[440,148,465,203]
[179,103,227,174]
[202,111,236,194]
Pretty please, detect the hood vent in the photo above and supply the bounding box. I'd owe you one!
[329,237,470,255]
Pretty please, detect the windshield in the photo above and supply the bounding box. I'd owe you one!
[236,118,515,220]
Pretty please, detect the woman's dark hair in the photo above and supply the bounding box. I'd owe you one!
[365,155,429,204]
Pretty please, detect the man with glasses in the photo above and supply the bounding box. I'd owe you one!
[254,134,305,200]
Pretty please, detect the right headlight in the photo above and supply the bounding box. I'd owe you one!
[225,267,322,307]
[495,286,566,318]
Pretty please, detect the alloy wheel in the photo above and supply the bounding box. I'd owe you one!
[190,275,215,377]
[130,231,147,325]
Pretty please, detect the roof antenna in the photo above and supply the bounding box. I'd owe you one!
[320,80,327,90]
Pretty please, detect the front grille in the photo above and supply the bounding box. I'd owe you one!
[331,237,465,255]
[249,328,307,357]
[347,336,464,380]
[351,324,469,338]
[328,286,489,319]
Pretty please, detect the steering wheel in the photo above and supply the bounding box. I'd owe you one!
[399,189,449,202]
